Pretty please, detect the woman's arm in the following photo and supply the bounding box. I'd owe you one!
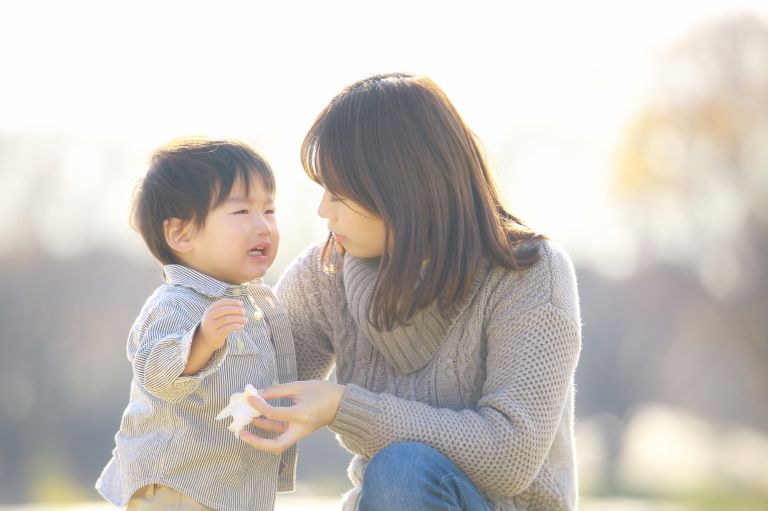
[273,244,336,382]
[242,246,341,448]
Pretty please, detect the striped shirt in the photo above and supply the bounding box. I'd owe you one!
[96,265,297,511]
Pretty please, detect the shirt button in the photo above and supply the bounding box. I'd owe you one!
[232,288,242,296]
[252,307,263,321]
[236,337,245,353]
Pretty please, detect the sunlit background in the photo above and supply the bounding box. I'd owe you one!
[1,1,767,510]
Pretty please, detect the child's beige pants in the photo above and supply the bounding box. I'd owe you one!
[127,484,215,511]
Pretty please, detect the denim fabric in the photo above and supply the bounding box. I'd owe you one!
[358,443,495,511]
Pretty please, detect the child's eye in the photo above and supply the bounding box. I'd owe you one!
[329,195,340,203]
[265,209,275,215]
[233,209,249,215]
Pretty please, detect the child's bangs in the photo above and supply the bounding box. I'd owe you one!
[239,162,276,197]
[212,161,274,208]
[211,167,245,208]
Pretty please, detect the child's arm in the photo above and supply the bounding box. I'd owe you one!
[182,299,246,375]
[129,298,245,402]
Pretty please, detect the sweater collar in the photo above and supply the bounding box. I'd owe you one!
[342,254,491,375]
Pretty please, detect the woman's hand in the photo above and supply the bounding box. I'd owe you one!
[239,380,346,454]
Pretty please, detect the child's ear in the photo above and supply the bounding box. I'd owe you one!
[164,218,195,254]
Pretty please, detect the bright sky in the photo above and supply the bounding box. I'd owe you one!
[1,0,766,276]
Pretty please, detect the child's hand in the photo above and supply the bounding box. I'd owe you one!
[195,299,247,351]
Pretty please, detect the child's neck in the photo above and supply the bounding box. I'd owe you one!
[174,257,244,286]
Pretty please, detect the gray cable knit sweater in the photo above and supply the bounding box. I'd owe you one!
[274,240,582,510]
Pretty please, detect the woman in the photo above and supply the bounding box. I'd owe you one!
[242,73,582,511]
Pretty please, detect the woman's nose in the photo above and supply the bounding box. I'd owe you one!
[317,190,333,219]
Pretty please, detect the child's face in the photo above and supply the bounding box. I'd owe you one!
[185,175,279,284]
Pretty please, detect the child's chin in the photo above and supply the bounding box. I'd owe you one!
[244,271,267,282]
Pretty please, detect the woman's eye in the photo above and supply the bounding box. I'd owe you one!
[234,209,249,214]
[329,195,340,203]
[265,209,276,215]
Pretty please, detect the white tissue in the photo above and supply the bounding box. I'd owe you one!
[215,384,263,435]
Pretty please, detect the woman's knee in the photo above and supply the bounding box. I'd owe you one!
[363,442,446,490]
[360,442,494,511]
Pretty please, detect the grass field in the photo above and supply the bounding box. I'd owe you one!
[0,497,713,511]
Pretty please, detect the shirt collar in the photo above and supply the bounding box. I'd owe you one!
[162,264,260,298]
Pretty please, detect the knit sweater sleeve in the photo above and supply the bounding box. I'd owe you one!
[329,244,582,499]
[274,244,336,382]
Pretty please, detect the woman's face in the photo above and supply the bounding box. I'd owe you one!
[318,189,386,258]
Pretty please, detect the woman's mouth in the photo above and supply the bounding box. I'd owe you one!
[333,233,346,245]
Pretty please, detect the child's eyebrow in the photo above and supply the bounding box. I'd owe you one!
[225,195,275,205]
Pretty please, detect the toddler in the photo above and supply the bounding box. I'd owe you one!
[96,137,296,511]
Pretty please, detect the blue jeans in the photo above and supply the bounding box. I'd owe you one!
[358,442,494,511]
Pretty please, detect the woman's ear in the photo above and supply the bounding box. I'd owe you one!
[164,218,195,254]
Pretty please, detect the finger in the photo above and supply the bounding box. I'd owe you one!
[256,382,305,401]
[208,300,245,315]
[250,417,288,434]
[211,312,248,323]
[239,427,304,455]
[218,323,245,337]
[211,314,248,328]
[212,298,246,308]
[208,305,246,320]
[239,429,285,454]
[247,396,298,422]
[206,322,245,339]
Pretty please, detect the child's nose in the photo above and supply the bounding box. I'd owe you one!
[252,215,272,234]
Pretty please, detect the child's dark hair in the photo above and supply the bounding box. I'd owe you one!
[131,137,275,265]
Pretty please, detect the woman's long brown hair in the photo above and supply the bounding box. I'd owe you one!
[301,73,544,331]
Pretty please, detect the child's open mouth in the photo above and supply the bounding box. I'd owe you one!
[248,243,269,257]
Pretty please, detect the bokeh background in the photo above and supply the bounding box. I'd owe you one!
[1,1,767,510]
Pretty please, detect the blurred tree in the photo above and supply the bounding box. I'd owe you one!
[571,17,768,497]
[615,14,768,299]
[589,13,768,428]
